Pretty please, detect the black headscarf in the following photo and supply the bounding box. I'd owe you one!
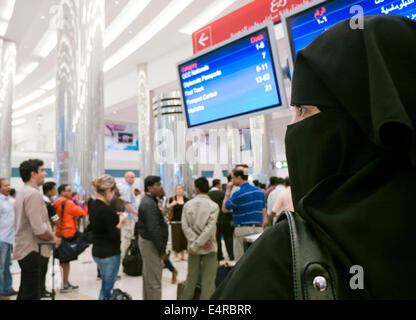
[286,15,416,299]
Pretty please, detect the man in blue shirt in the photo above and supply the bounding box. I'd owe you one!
[222,165,266,261]
[119,172,138,263]
[0,178,17,300]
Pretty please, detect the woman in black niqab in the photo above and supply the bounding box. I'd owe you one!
[212,15,416,299]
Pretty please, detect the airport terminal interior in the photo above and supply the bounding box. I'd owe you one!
[0,0,415,301]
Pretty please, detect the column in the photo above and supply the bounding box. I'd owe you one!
[0,40,16,180]
[250,115,272,183]
[226,123,241,174]
[56,0,105,199]
[137,63,154,187]
[153,91,196,198]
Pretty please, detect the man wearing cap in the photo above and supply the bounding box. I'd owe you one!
[222,165,266,261]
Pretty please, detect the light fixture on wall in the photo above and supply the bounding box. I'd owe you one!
[179,0,238,35]
[104,0,194,72]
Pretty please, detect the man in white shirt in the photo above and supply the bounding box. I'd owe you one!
[267,178,286,217]
[119,172,138,263]
[181,177,219,300]
[0,178,17,300]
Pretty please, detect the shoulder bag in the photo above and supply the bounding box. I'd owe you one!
[277,210,338,300]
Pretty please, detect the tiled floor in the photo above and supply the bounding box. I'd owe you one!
[8,241,232,300]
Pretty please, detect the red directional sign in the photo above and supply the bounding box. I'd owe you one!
[192,0,312,54]
[193,26,213,53]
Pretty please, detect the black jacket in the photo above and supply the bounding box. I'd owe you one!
[89,199,121,259]
[137,194,168,256]
[208,189,232,226]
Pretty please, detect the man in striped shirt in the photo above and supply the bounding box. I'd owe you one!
[222,165,266,261]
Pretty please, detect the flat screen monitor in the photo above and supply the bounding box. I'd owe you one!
[282,0,416,72]
[177,23,288,129]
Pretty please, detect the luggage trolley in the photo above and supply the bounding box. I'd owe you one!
[38,241,57,300]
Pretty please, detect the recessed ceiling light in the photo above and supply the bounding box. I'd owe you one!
[12,118,26,126]
[13,89,46,110]
[40,78,56,91]
[33,29,57,58]
[12,95,56,119]
[115,0,120,4]
[0,0,16,21]
[0,21,9,36]
[104,0,151,48]
[41,15,45,20]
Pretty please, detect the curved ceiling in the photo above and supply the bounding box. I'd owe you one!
[5,0,254,129]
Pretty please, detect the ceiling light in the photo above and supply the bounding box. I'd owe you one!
[13,89,46,110]
[12,95,56,119]
[40,78,56,91]
[104,0,193,72]
[179,0,238,35]
[19,61,39,75]
[14,61,40,85]
[33,29,57,58]
[0,21,8,36]
[0,0,16,21]
[41,15,46,20]
[14,73,26,85]
[104,0,151,48]
[12,118,26,126]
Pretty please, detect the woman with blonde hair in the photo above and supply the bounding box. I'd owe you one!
[89,175,127,300]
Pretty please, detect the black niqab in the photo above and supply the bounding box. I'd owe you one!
[286,16,416,298]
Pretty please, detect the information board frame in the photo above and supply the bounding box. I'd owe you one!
[177,22,289,129]
[282,0,416,73]
[281,0,327,74]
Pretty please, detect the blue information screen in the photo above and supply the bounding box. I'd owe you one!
[288,0,416,59]
[178,27,283,128]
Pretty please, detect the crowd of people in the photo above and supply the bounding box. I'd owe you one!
[0,158,291,300]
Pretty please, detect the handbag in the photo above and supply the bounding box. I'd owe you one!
[276,210,338,300]
[55,200,90,261]
[122,238,142,276]
[168,196,175,222]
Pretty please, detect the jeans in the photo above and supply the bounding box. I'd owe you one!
[93,255,120,300]
[0,242,13,294]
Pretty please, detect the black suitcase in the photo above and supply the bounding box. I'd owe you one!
[176,281,201,300]
[215,264,233,288]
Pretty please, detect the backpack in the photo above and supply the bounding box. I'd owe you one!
[107,289,132,300]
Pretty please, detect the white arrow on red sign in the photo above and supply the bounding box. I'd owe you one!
[198,33,209,47]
